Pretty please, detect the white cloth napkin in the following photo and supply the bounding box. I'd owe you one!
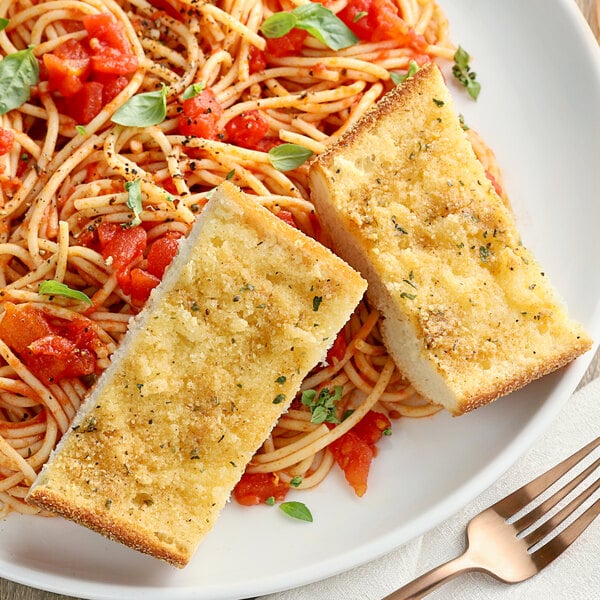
[260,376,600,600]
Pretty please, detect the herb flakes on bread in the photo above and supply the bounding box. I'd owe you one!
[27,182,366,567]
[308,63,592,415]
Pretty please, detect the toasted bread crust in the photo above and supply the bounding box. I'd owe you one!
[309,64,591,415]
[28,487,190,566]
[28,182,366,565]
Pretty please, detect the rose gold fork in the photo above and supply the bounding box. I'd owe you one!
[384,435,600,600]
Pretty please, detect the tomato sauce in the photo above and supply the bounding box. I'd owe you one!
[41,13,138,124]
[0,303,101,384]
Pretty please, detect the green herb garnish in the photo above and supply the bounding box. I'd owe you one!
[290,476,302,487]
[111,84,168,127]
[452,46,481,100]
[38,280,92,305]
[260,4,357,51]
[124,178,143,227]
[399,292,416,300]
[273,393,286,404]
[182,82,205,100]
[265,496,276,506]
[76,125,88,136]
[268,143,313,171]
[312,295,322,311]
[0,46,39,115]
[0,18,9,31]
[391,216,407,234]
[390,60,419,85]
[275,375,287,385]
[301,386,342,424]
[279,501,313,522]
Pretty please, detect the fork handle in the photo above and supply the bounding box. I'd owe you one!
[382,550,478,600]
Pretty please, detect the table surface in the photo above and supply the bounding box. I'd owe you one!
[2,1,599,599]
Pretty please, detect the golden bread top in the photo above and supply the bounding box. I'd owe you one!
[309,64,591,413]
[28,182,366,565]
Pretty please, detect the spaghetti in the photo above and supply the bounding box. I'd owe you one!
[0,0,489,516]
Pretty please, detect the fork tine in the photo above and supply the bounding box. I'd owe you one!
[531,496,600,570]
[523,472,600,547]
[492,435,600,519]
[512,456,600,533]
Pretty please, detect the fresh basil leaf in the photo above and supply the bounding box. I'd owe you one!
[452,46,481,100]
[260,11,298,38]
[125,178,143,226]
[0,46,39,115]
[260,4,357,51]
[390,71,402,85]
[39,280,92,305]
[279,501,313,522]
[0,18,9,31]
[291,4,358,51]
[390,60,419,85]
[111,84,168,127]
[182,82,205,100]
[268,143,313,171]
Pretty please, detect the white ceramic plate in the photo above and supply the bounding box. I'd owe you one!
[2,1,600,598]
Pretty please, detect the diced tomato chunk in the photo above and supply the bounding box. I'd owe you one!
[338,0,427,47]
[265,28,308,58]
[330,431,373,497]
[27,335,96,382]
[248,45,267,73]
[233,473,290,506]
[44,54,84,97]
[54,37,91,63]
[65,81,104,124]
[41,13,137,121]
[83,13,131,57]
[0,127,15,156]
[351,410,391,446]
[0,303,99,383]
[64,317,102,354]
[99,222,147,272]
[44,39,91,97]
[90,46,139,75]
[98,74,129,104]
[129,267,160,306]
[225,111,269,150]
[329,410,391,496]
[146,232,182,279]
[96,223,148,299]
[0,303,54,356]
[83,13,138,75]
[177,88,224,139]
[275,209,298,229]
